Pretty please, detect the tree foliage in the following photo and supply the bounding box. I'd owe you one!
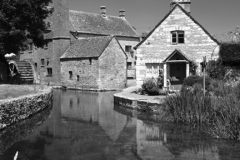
[0,0,53,54]
[206,59,225,80]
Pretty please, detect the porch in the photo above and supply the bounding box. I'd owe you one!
[163,49,190,89]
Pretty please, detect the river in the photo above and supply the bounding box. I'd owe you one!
[0,89,240,160]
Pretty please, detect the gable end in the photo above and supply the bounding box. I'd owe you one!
[134,4,220,49]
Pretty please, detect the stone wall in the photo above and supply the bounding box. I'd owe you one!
[61,58,99,90]
[0,86,52,130]
[117,37,140,78]
[0,105,52,154]
[98,38,127,90]
[136,7,219,86]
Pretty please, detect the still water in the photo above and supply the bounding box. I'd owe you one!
[1,89,240,160]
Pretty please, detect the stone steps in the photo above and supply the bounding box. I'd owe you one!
[15,61,34,84]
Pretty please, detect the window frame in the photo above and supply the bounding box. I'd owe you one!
[125,45,132,52]
[41,59,45,66]
[47,68,52,77]
[171,30,185,44]
[69,71,73,80]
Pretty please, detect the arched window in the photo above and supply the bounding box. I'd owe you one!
[77,75,80,81]
[171,30,185,44]
[69,71,73,79]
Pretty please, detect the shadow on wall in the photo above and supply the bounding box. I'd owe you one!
[0,54,9,84]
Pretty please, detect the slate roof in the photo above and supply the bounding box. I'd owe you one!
[219,43,240,64]
[60,36,114,59]
[69,10,139,37]
[134,4,220,49]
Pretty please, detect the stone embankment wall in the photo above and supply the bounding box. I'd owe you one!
[0,86,52,130]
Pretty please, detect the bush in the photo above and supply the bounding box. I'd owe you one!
[141,78,159,95]
[182,75,211,90]
[206,60,225,80]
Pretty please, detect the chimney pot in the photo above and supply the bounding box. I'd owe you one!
[119,9,125,18]
[100,6,106,16]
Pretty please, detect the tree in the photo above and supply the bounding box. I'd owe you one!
[0,0,53,55]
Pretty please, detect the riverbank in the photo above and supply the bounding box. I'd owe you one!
[0,85,53,130]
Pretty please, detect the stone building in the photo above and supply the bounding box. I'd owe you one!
[19,0,139,86]
[60,36,127,90]
[135,0,220,88]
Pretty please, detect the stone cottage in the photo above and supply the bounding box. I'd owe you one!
[60,36,127,90]
[19,0,139,86]
[135,0,220,88]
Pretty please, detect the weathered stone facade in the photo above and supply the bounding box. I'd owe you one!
[136,4,219,87]
[117,37,139,78]
[60,37,127,90]
[19,0,139,86]
[98,38,127,90]
[61,58,99,89]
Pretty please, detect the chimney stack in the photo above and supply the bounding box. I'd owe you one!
[100,6,106,16]
[119,9,125,18]
[170,0,191,14]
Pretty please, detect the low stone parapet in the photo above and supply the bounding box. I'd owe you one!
[0,86,53,130]
[113,89,165,114]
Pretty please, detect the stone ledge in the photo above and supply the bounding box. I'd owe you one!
[113,87,166,113]
[0,86,53,130]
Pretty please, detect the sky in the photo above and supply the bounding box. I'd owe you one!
[68,0,240,35]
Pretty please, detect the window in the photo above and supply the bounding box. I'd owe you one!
[41,59,45,66]
[171,31,184,44]
[127,62,132,69]
[77,75,80,81]
[89,58,92,65]
[69,71,73,79]
[47,68,52,76]
[125,45,132,52]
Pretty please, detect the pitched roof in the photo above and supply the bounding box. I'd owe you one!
[134,4,220,49]
[60,36,114,59]
[219,43,240,64]
[163,49,191,62]
[69,10,139,37]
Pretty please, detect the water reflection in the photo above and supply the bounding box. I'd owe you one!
[0,90,240,160]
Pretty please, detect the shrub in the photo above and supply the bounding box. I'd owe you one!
[141,78,159,95]
[189,60,198,75]
[206,60,225,80]
[182,75,211,90]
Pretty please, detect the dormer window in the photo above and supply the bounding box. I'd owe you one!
[171,31,184,44]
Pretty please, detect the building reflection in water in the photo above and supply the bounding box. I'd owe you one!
[1,90,240,160]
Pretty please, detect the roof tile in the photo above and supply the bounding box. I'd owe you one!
[60,36,114,59]
[69,10,139,37]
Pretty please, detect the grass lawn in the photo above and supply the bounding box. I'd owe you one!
[0,85,39,100]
